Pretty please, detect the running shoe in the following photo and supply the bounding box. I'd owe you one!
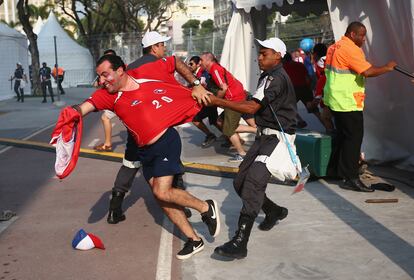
[176,238,204,260]
[201,134,216,148]
[201,199,220,237]
[228,154,244,163]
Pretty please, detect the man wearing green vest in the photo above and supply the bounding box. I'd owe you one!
[323,21,396,192]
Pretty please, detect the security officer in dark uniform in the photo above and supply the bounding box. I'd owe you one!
[207,37,297,259]
[10,63,27,102]
[39,62,55,103]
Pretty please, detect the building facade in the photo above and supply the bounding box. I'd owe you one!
[213,0,233,34]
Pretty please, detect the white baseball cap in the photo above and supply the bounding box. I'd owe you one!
[141,31,171,48]
[256,37,287,57]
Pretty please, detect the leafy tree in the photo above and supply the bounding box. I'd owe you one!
[199,19,214,36]
[17,0,42,95]
[0,20,20,28]
[57,0,185,61]
[183,19,217,55]
[141,0,186,31]
[182,19,200,36]
[27,1,54,21]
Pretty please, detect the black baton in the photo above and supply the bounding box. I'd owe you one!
[394,66,414,79]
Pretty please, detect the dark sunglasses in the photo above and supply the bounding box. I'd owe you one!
[188,62,194,66]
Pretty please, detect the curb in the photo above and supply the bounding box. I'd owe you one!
[0,137,294,185]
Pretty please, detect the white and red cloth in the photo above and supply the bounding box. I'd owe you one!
[72,229,105,250]
[50,106,83,179]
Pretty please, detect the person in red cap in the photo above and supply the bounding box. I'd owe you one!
[69,54,220,260]
[209,37,296,259]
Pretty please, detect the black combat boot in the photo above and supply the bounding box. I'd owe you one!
[258,197,288,231]
[107,190,126,224]
[214,214,254,259]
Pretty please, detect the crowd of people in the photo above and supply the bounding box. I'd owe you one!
[10,62,65,104]
[52,21,396,261]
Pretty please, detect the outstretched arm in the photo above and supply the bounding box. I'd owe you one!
[72,102,96,117]
[208,95,261,115]
[362,61,397,77]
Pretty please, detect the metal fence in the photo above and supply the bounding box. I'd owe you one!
[175,13,334,59]
[58,13,333,87]
[89,32,144,65]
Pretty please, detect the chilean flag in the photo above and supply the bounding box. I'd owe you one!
[50,106,83,179]
[72,229,105,250]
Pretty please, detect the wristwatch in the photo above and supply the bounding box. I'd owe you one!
[192,79,201,86]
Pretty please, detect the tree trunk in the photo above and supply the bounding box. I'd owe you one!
[17,0,41,96]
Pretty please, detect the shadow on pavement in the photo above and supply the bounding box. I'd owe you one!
[308,180,414,278]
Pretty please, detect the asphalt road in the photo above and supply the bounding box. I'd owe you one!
[0,88,414,280]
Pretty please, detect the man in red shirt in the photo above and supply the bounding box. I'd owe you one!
[200,52,248,162]
[72,54,220,260]
[188,55,220,147]
[283,52,323,128]
[106,32,204,225]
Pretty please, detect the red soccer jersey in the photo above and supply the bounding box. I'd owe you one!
[127,56,179,85]
[209,63,246,101]
[87,81,201,146]
[283,61,309,87]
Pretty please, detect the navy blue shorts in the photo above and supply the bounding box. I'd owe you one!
[136,128,183,181]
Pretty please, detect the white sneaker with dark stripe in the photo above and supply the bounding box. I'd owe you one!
[176,238,204,260]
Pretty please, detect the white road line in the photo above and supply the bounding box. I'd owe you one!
[155,217,174,280]
[22,123,56,141]
[88,138,101,147]
[0,146,13,155]
[0,123,56,155]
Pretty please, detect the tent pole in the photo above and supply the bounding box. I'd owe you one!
[250,8,268,40]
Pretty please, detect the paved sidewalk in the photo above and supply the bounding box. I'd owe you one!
[0,88,413,280]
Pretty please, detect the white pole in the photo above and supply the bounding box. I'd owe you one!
[11,0,16,23]
[4,0,9,23]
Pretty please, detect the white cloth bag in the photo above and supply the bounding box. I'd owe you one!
[263,130,301,181]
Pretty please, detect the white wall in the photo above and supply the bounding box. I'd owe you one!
[0,32,29,100]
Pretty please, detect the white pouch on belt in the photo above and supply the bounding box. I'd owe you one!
[257,131,301,181]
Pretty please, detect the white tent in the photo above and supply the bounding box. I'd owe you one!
[0,23,29,101]
[221,0,414,170]
[220,10,260,94]
[33,17,44,35]
[37,12,94,87]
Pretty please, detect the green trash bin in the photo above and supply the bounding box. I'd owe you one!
[295,130,332,177]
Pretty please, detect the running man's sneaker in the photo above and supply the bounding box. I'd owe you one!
[202,134,217,148]
[176,238,204,260]
[201,199,220,237]
[228,154,244,163]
